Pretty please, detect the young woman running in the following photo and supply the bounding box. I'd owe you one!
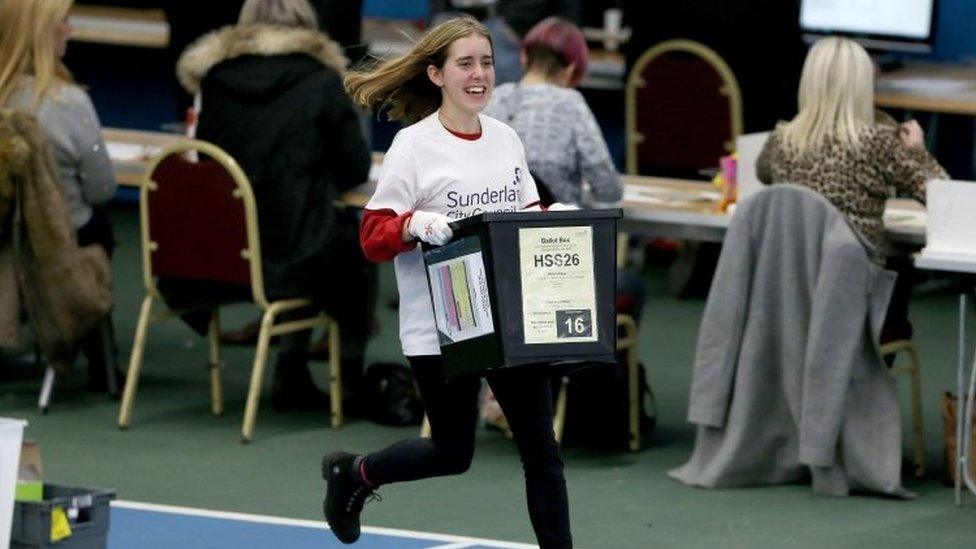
[322,15,573,549]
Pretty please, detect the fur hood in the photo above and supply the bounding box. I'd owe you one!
[177,24,348,94]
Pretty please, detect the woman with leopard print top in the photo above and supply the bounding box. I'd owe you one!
[757,37,948,259]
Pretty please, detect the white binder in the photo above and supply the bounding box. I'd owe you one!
[916,179,976,271]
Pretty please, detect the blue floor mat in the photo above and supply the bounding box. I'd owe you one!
[109,503,534,549]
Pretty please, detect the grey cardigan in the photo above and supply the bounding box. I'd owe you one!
[5,78,116,228]
[484,83,622,205]
[669,185,911,497]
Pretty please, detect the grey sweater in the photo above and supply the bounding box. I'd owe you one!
[6,78,116,228]
[485,82,622,205]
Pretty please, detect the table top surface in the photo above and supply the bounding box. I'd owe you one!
[874,62,976,116]
[103,128,927,246]
[914,252,976,274]
[69,5,168,49]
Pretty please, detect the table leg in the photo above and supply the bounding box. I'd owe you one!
[965,290,976,494]
[957,294,965,506]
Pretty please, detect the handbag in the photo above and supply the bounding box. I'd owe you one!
[940,392,976,485]
[363,362,424,427]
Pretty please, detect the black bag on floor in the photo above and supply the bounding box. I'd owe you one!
[363,362,424,426]
[559,360,656,450]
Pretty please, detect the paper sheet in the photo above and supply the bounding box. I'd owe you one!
[106,142,160,161]
[518,226,597,344]
[883,208,928,228]
[623,186,721,206]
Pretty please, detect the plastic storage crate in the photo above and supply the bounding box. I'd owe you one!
[11,484,115,549]
[1,418,27,548]
[423,209,622,378]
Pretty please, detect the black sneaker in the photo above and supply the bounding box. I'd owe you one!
[322,452,377,544]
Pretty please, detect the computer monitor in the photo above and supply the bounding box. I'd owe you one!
[800,0,938,54]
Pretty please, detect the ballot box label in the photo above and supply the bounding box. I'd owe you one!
[555,309,593,338]
[427,237,496,345]
[518,226,598,344]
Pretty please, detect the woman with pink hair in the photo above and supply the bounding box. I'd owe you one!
[485,16,622,207]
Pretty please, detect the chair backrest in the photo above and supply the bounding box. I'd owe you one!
[625,39,743,177]
[140,139,270,306]
[734,131,770,201]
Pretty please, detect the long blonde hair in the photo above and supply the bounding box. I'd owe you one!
[0,0,74,108]
[344,15,491,123]
[782,37,874,154]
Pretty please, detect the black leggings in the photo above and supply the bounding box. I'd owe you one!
[76,207,116,380]
[363,356,572,549]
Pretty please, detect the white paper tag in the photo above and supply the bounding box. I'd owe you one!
[518,226,598,344]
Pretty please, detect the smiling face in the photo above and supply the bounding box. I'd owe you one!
[426,34,495,125]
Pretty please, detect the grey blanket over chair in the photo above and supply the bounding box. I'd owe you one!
[669,184,912,497]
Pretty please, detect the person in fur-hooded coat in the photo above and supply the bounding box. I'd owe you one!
[173,0,375,411]
[177,18,370,302]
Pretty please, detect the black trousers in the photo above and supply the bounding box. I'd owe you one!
[76,206,115,256]
[363,356,572,549]
[75,207,116,383]
[881,255,914,344]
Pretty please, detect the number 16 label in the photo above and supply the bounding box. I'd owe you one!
[555,309,593,339]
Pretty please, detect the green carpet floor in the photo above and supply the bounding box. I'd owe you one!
[3,207,976,548]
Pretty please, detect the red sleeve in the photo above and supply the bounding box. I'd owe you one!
[360,208,418,263]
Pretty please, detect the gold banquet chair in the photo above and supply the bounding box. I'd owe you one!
[116,139,342,442]
[626,39,743,178]
[880,339,926,476]
[420,314,644,450]
[553,220,643,450]
[420,240,646,450]
[551,315,642,451]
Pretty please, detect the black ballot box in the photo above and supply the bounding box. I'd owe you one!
[422,209,622,378]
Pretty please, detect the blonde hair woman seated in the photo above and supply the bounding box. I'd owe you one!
[0,0,118,389]
[757,37,947,260]
[757,36,948,343]
[0,0,116,245]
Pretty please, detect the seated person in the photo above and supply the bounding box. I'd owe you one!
[482,17,644,432]
[0,0,118,389]
[485,16,622,207]
[484,17,641,322]
[757,37,948,342]
[174,0,375,411]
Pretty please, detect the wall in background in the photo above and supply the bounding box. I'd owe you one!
[933,0,976,61]
[364,0,427,20]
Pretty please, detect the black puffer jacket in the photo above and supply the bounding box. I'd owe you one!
[177,24,369,299]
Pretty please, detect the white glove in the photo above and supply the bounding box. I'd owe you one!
[408,210,453,245]
[547,202,580,211]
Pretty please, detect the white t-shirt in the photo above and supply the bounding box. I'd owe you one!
[367,111,540,356]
